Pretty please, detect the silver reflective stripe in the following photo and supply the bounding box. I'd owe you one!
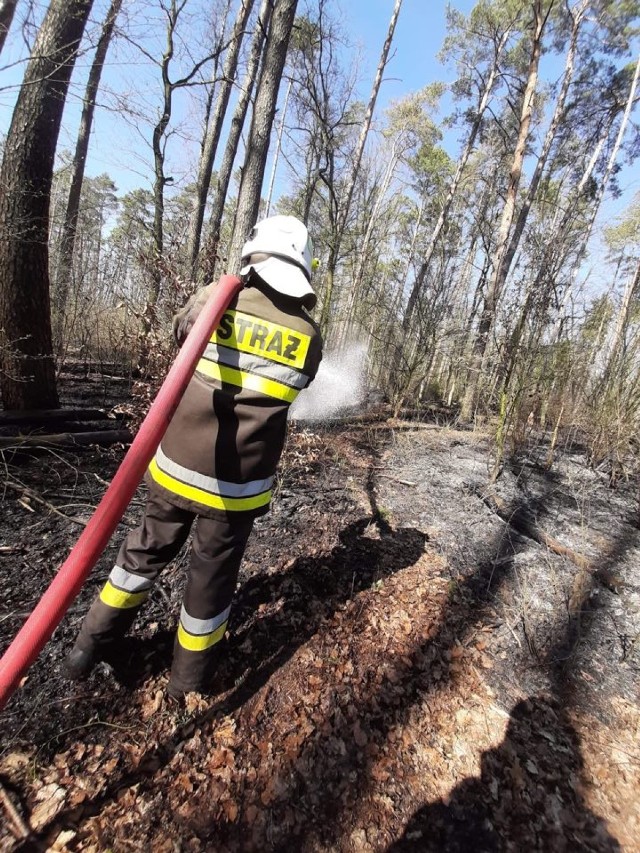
[203,343,309,390]
[180,603,231,636]
[109,565,152,592]
[155,445,273,498]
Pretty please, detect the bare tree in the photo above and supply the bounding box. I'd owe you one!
[200,0,272,282]
[0,0,94,410]
[402,6,515,331]
[227,0,299,272]
[53,0,123,345]
[185,0,256,279]
[320,0,403,334]
[139,0,224,323]
[461,0,555,421]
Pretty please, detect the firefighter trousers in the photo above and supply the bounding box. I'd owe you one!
[74,491,254,693]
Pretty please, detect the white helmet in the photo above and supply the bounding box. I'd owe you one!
[240,215,317,307]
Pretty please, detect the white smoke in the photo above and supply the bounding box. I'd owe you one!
[290,343,368,422]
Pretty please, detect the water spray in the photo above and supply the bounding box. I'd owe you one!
[290,342,369,423]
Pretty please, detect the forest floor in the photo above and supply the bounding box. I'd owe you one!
[0,391,639,852]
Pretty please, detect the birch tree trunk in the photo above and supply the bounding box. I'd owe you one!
[552,54,640,341]
[0,0,94,410]
[565,54,640,284]
[53,0,123,344]
[227,0,299,273]
[185,0,255,279]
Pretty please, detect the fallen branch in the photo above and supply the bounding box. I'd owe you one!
[477,488,593,571]
[0,408,123,427]
[0,430,131,450]
[0,779,31,841]
[2,480,87,526]
[378,473,418,486]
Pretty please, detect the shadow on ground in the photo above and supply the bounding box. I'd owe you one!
[390,695,619,852]
[27,511,427,844]
[10,440,635,852]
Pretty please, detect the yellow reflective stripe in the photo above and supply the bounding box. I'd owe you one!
[99,581,148,610]
[177,621,227,651]
[148,457,271,511]
[195,358,299,403]
[212,309,311,369]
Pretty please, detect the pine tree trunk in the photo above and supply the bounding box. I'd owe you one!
[0,0,94,410]
[53,0,123,345]
[496,0,587,301]
[402,23,511,331]
[228,0,299,273]
[0,0,17,55]
[201,0,272,283]
[461,0,551,422]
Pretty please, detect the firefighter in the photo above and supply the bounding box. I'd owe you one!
[64,215,323,699]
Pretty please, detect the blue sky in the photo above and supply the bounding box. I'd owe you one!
[0,0,478,194]
[344,0,476,102]
[0,0,637,263]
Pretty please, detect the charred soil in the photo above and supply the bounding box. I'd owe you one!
[0,404,638,852]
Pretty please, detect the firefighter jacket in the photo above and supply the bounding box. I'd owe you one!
[145,273,323,521]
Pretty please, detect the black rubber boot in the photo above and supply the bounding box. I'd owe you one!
[63,646,96,680]
[165,680,188,704]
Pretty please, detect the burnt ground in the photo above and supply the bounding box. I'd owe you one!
[0,400,638,852]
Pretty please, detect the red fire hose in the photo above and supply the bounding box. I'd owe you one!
[0,274,243,710]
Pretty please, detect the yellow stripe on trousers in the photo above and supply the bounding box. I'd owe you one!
[148,458,272,512]
[195,359,299,403]
[177,621,227,651]
[100,581,149,609]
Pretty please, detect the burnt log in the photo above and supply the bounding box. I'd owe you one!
[0,407,124,426]
[0,429,131,449]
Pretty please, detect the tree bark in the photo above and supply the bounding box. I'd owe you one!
[0,0,17,56]
[227,0,299,273]
[185,0,256,279]
[0,0,94,410]
[52,0,123,343]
